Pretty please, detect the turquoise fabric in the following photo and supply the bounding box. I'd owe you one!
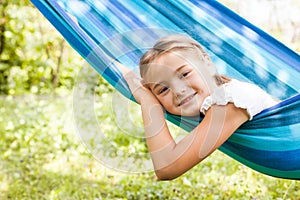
[31,0,300,179]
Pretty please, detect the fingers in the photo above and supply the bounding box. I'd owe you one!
[107,56,131,75]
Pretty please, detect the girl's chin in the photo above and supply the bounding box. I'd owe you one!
[165,104,202,116]
[181,112,201,117]
[170,110,201,117]
[179,106,202,116]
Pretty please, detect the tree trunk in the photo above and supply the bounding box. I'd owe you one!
[0,0,7,57]
[52,39,65,88]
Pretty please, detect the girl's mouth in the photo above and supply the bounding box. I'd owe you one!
[178,92,197,107]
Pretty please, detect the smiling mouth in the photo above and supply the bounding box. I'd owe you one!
[178,93,197,107]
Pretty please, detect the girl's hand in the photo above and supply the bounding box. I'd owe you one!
[111,58,158,104]
[123,70,155,104]
[111,59,156,104]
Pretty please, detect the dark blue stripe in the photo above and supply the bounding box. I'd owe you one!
[107,0,147,29]
[222,141,300,171]
[242,94,300,129]
[79,6,119,43]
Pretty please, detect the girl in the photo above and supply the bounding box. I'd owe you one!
[119,34,278,180]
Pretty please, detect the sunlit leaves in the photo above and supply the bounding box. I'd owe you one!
[0,2,83,95]
[1,95,299,199]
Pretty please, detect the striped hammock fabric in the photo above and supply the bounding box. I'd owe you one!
[31,0,300,179]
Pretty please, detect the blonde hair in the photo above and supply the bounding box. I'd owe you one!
[139,34,228,85]
[139,34,209,77]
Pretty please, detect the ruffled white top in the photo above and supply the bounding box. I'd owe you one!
[200,79,278,120]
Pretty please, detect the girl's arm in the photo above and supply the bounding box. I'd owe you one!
[117,62,248,180]
[139,95,248,180]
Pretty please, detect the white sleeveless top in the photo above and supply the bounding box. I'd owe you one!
[200,79,278,120]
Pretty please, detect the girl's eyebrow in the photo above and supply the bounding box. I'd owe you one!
[152,81,166,92]
[175,64,188,73]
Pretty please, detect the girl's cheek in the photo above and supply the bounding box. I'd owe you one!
[158,96,171,107]
[156,96,165,105]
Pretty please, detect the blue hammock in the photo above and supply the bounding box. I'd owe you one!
[31,0,300,179]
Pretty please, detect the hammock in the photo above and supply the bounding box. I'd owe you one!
[31,0,300,179]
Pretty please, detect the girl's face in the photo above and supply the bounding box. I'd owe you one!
[143,50,216,116]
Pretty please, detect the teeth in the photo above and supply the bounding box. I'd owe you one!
[182,96,192,104]
[179,94,195,106]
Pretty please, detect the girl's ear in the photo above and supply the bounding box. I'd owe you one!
[214,75,231,85]
[202,54,217,76]
[192,45,217,76]
[202,53,213,65]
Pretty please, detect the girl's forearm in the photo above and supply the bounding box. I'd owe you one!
[140,101,248,180]
[139,97,178,172]
[140,97,176,150]
[139,96,197,180]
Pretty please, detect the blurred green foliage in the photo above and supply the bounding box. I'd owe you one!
[0,96,299,199]
[0,0,86,95]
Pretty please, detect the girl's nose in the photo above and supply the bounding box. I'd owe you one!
[172,80,187,97]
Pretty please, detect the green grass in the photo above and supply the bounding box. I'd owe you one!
[0,94,299,199]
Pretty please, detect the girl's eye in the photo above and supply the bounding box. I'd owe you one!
[158,87,169,95]
[180,71,190,78]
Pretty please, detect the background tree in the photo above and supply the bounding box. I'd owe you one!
[0,0,82,95]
